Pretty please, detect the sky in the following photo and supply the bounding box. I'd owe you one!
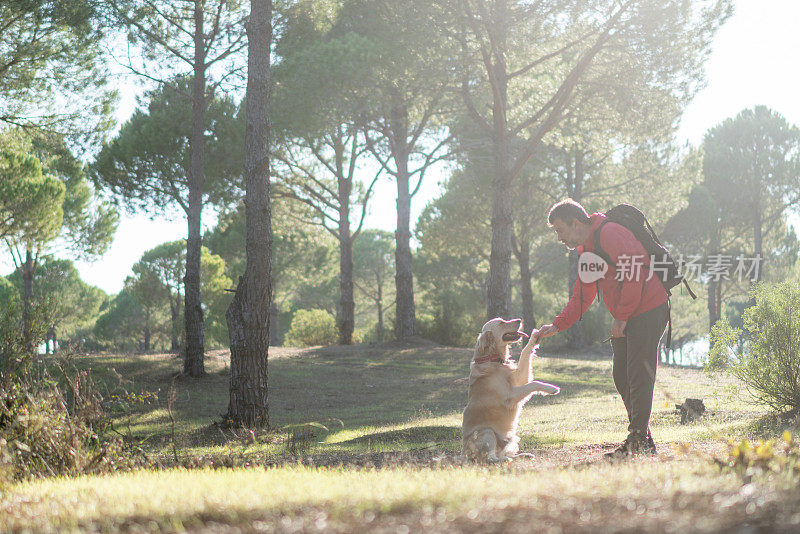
[4,0,800,295]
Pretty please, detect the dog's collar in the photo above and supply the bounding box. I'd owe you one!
[472,355,508,365]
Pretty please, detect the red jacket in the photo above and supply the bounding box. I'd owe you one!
[552,213,668,332]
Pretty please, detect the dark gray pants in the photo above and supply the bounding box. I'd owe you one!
[610,303,669,435]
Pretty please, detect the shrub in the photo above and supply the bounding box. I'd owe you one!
[0,321,138,486]
[284,309,337,347]
[0,367,136,485]
[416,293,482,347]
[355,318,395,344]
[708,280,800,413]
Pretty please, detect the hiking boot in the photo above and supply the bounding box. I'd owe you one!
[644,431,657,455]
[604,431,655,459]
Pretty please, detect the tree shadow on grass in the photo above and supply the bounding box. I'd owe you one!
[332,425,461,447]
[72,346,622,454]
[264,345,619,430]
[743,410,799,438]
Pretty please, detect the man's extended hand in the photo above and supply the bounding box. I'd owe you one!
[532,324,559,345]
[611,319,627,338]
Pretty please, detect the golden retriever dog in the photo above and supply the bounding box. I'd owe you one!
[459,318,560,463]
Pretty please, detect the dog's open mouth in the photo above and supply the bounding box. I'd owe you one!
[502,331,528,342]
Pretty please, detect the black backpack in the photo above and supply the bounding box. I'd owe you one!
[592,204,697,348]
[594,204,696,299]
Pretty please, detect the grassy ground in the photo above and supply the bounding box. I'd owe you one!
[2,341,799,532]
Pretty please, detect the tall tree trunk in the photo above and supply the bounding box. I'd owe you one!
[269,304,280,346]
[707,279,719,331]
[565,249,584,349]
[487,185,513,319]
[376,274,384,342]
[337,210,354,345]
[184,0,207,377]
[516,239,536,331]
[170,294,180,352]
[335,135,355,345]
[486,0,511,320]
[22,247,35,354]
[565,150,584,348]
[225,0,272,429]
[753,214,762,282]
[751,200,763,307]
[392,99,417,339]
[707,233,722,332]
[143,307,151,353]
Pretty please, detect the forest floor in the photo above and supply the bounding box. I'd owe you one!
[2,341,799,532]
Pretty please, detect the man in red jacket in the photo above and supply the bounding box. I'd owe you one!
[534,199,669,457]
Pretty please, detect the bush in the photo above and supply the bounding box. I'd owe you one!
[416,290,484,347]
[708,280,800,413]
[0,362,137,486]
[284,309,337,347]
[354,318,395,344]
[0,316,138,486]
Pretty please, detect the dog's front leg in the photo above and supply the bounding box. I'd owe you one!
[514,337,537,386]
[505,380,560,407]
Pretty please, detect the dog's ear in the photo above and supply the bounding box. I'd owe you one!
[475,330,495,358]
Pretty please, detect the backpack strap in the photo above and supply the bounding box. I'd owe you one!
[682,278,697,300]
[580,220,618,322]
[593,220,614,269]
[665,301,672,349]
[593,220,631,293]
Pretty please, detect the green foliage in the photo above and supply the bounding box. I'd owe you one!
[0,0,115,140]
[205,200,340,342]
[544,304,613,349]
[200,249,233,347]
[108,0,246,88]
[0,130,118,262]
[707,281,800,412]
[706,316,741,372]
[413,247,486,347]
[704,107,800,220]
[93,290,149,353]
[353,318,393,344]
[415,290,483,347]
[0,277,17,309]
[285,309,337,347]
[130,240,184,350]
[272,28,379,136]
[702,106,800,280]
[0,148,65,244]
[6,258,106,343]
[31,132,119,258]
[94,241,232,352]
[1,133,117,354]
[90,78,244,214]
